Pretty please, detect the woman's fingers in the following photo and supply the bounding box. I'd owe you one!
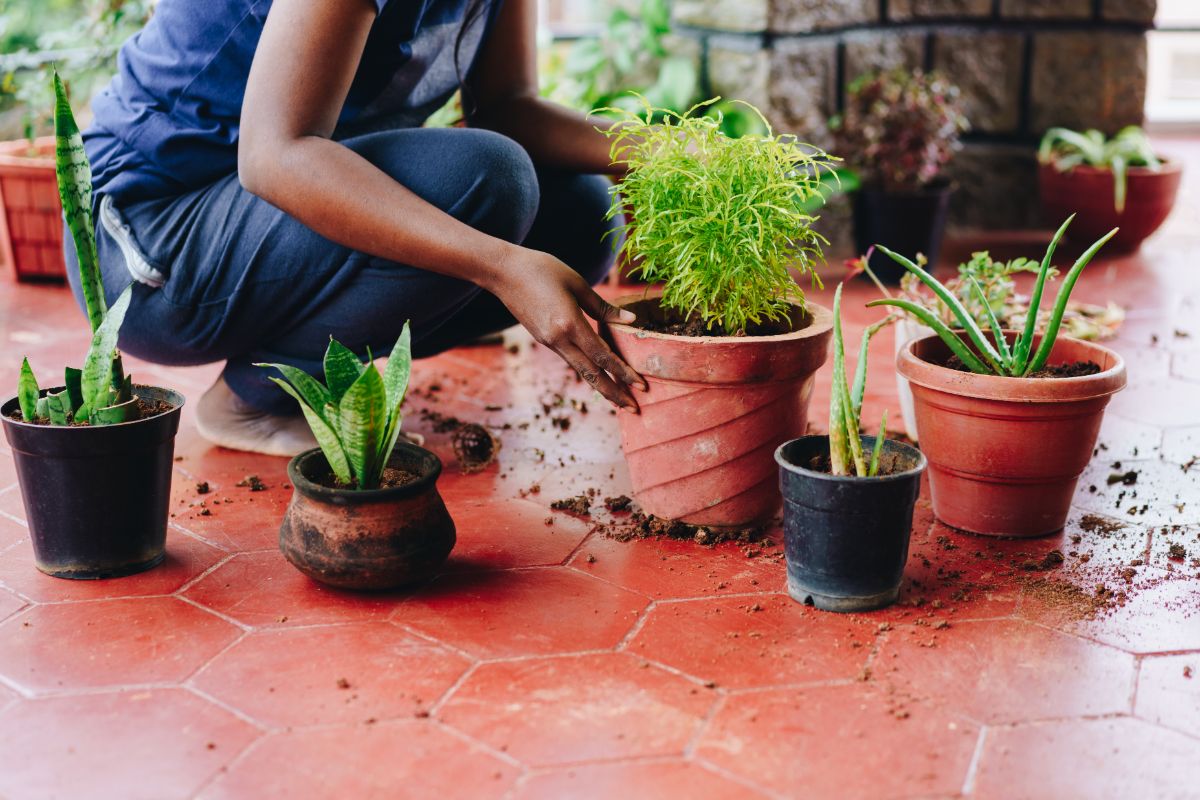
[572,284,648,391]
[558,341,639,412]
[576,282,637,325]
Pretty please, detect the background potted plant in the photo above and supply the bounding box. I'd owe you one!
[0,74,63,281]
[831,69,969,282]
[776,284,926,612]
[0,73,184,578]
[600,98,835,527]
[1038,125,1182,253]
[869,216,1127,537]
[263,325,456,590]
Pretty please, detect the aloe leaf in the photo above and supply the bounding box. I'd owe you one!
[868,298,994,374]
[828,284,850,476]
[18,358,38,421]
[850,317,891,414]
[967,275,1012,371]
[53,71,105,333]
[382,322,412,416]
[868,410,888,478]
[255,362,332,419]
[63,366,83,412]
[46,390,69,425]
[324,338,366,404]
[874,245,1004,373]
[1026,227,1119,375]
[92,396,138,426]
[841,374,866,477]
[1012,215,1072,374]
[1111,153,1128,214]
[337,363,387,489]
[269,378,352,484]
[81,286,131,414]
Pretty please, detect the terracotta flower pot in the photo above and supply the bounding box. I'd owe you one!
[898,332,1126,537]
[605,293,833,526]
[0,137,66,282]
[280,443,456,590]
[1038,160,1182,254]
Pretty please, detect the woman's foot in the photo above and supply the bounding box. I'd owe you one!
[195,377,318,456]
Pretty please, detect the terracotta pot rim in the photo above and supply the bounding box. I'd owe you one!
[0,135,55,168]
[1037,158,1183,178]
[608,288,833,345]
[775,434,927,484]
[287,443,442,505]
[0,384,185,431]
[897,332,1127,402]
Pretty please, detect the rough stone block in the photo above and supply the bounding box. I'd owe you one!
[707,41,771,117]
[1030,31,1147,134]
[945,143,1040,230]
[999,0,1092,18]
[843,30,927,85]
[888,0,993,20]
[769,0,877,33]
[1102,0,1157,24]
[673,0,767,32]
[766,38,840,144]
[933,31,1024,134]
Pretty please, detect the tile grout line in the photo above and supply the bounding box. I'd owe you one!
[960,725,989,796]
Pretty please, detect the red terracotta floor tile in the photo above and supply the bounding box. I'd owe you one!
[191,622,470,728]
[0,513,25,553]
[0,483,27,523]
[443,497,591,572]
[1135,653,1200,738]
[197,721,518,800]
[395,567,647,659]
[1072,458,1200,526]
[439,652,713,767]
[437,464,521,506]
[0,688,259,800]
[970,717,1200,800]
[0,584,25,624]
[0,597,241,694]
[626,594,874,690]
[0,532,224,603]
[1094,415,1164,462]
[1148,523,1200,569]
[511,759,771,800]
[532,459,632,504]
[875,618,1135,724]
[168,454,291,552]
[695,684,980,800]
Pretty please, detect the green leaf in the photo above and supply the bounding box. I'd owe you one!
[376,409,405,474]
[80,285,131,416]
[323,338,365,403]
[868,298,994,374]
[63,366,83,413]
[256,362,332,419]
[967,275,1013,371]
[269,378,352,484]
[382,323,412,419]
[868,410,888,478]
[46,390,69,425]
[336,364,387,489]
[91,396,138,426]
[1110,152,1128,214]
[850,317,891,414]
[18,358,38,421]
[35,396,48,419]
[828,284,851,476]
[1013,215,1072,374]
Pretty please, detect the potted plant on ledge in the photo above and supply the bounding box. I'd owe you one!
[869,216,1127,537]
[600,98,835,527]
[775,284,926,612]
[0,74,184,578]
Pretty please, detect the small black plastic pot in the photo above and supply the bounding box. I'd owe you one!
[775,435,927,613]
[853,181,953,283]
[0,385,184,579]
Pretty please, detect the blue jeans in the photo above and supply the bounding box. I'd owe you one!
[66,127,618,414]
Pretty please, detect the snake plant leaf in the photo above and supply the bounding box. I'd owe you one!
[18,358,38,421]
[53,70,105,333]
[268,377,352,485]
[867,298,993,374]
[1013,215,1073,374]
[376,409,405,474]
[868,410,888,478]
[35,395,48,419]
[337,363,387,489]
[382,322,412,416]
[46,390,69,425]
[64,366,83,413]
[80,286,131,416]
[92,396,138,426]
[255,363,332,420]
[324,338,365,404]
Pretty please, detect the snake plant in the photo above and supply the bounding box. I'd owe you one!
[828,283,890,477]
[1038,126,1161,213]
[867,216,1118,377]
[259,326,412,490]
[15,71,136,426]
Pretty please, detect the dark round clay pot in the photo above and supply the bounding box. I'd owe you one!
[0,385,184,579]
[281,443,456,590]
[853,181,953,283]
[1038,160,1182,254]
[898,331,1126,537]
[776,435,926,613]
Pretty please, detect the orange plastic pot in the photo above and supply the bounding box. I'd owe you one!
[605,293,832,526]
[898,332,1126,537]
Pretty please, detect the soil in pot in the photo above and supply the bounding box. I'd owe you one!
[6,395,174,425]
[629,300,804,338]
[942,355,1102,379]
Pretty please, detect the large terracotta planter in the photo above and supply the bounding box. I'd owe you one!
[605,293,833,526]
[1038,160,1182,253]
[898,332,1126,537]
[0,137,66,282]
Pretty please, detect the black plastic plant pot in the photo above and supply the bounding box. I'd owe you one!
[775,435,927,613]
[853,182,953,283]
[0,385,184,580]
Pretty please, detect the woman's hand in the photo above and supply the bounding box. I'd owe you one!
[488,247,647,411]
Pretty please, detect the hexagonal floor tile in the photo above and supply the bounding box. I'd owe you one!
[443,497,591,572]
[196,720,518,800]
[0,688,259,800]
[191,622,471,728]
[168,466,290,553]
[1107,377,1200,429]
[0,585,25,623]
[626,594,874,690]
[183,550,403,628]
[0,513,25,553]
[0,483,27,523]
[0,597,241,694]
[695,684,980,800]
[1073,458,1200,526]
[874,618,1135,724]
[1161,426,1200,466]
[395,567,647,659]
[1093,415,1163,462]
[439,652,713,767]
[1148,524,1200,569]
[511,760,771,800]
[970,717,1200,799]
[1135,653,1200,738]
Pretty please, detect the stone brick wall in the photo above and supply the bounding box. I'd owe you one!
[663,0,1156,242]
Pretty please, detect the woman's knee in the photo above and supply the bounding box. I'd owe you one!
[527,171,621,286]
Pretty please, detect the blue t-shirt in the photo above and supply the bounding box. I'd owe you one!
[86,0,499,202]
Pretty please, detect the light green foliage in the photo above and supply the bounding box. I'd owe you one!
[602,97,839,334]
[868,216,1119,377]
[1038,126,1161,213]
[260,325,413,491]
[828,284,889,478]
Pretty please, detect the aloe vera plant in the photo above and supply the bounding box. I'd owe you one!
[14,71,137,426]
[827,284,890,478]
[867,216,1118,377]
[1038,126,1161,213]
[259,326,413,490]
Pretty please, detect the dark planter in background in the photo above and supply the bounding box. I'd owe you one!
[0,385,184,579]
[853,181,953,282]
[776,435,926,612]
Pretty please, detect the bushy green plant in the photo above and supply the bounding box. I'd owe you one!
[16,71,136,426]
[867,216,1118,377]
[602,97,839,334]
[1038,125,1161,213]
[827,284,889,477]
[259,327,413,491]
